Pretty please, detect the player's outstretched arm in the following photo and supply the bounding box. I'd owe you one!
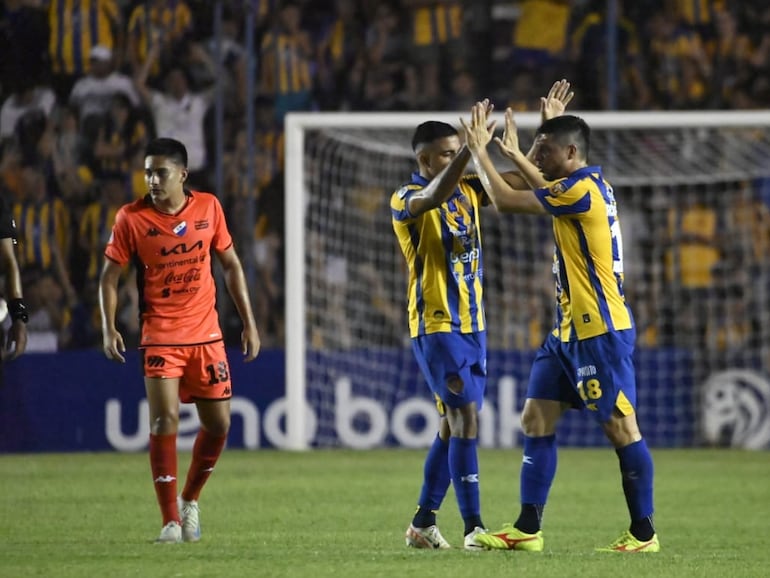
[461,102,545,215]
[99,259,126,363]
[217,247,261,362]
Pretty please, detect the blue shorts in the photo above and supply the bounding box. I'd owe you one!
[412,331,487,412]
[527,330,637,423]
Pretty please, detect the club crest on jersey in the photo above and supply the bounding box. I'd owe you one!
[172,221,187,236]
[552,182,566,195]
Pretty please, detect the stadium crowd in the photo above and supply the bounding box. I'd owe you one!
[0,0,769,354]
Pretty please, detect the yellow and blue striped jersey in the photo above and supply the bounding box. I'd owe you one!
[534,166,633,342]
[79,201,119,282]
[127,0,192,73]
[411,3,463,47]
[48,0,121,75]
[391,172,486,337]
[259,31,313,95]
[12,199,71,272]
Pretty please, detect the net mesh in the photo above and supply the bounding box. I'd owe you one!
[300,120,770,448]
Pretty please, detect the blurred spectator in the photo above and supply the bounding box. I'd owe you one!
[127,0,193,81]
[77,172,127,288]
[507,0,571,78]
[646,5,712,108]
[259,0,316,122]
[0,79,56,140]
[403,0,466,109]
[204,6,248,111]
[47,0,123,101]
[134,42,215,190]
[571,0,650,109]
[316,0,365,111]
[12,165,77,307]
[91,94,149,177]
[68,45,141,142]
[21,267,71,352]
[708,7,753,108]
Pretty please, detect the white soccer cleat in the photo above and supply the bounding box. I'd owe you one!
[405,523,451,549]
[178,497,201,542]
[155,521,182,543]
[463,526,488,551]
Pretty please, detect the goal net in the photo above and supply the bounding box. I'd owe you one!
[284,110,770,450]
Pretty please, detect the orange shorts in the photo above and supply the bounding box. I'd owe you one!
[142,342,232,403]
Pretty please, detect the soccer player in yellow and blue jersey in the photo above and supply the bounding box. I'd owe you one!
[394,81,574,552]
[461,105,659,553]
[392,120,488,551]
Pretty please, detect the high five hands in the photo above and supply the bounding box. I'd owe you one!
[460,79,574,159]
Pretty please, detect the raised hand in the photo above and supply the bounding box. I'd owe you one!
[494,108,521,160]
[460,99,496,153]
[541,79,574,122]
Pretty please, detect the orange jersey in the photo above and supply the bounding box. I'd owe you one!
[104,190,233,346]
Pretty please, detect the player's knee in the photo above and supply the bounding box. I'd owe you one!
[520,406,542,436]
[150,413,179,435]
[204,419,230,438]
[446,374,464,395]
[602,412,641,448]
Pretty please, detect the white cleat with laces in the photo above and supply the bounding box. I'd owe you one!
[405,524,451,549]
[178,497,201,542]
[155,521,182,544]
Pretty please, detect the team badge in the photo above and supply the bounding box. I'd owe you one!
[172,221,187,236]
[552,182,566,195]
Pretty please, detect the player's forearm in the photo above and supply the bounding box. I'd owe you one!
[408,146,471,215]
[471,149,539,214]
[0,240,23,299]
[507,149,548,191]
[99,283,120,332]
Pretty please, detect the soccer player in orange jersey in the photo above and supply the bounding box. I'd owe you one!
[99,137,260,543]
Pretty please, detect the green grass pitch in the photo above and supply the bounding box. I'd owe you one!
[1,448,768,577]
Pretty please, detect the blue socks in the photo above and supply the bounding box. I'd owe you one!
[516,434,557,533]
[449,437,483,534]
[412,435,450,528]
[616,438,655,540]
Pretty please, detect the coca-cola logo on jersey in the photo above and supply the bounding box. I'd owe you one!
[164,268,202,285]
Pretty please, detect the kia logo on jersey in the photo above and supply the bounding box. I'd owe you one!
[160,240,204,256]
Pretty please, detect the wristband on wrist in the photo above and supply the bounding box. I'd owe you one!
[8,298,28,323]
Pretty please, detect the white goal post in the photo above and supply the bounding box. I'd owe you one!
[284,110,770,451]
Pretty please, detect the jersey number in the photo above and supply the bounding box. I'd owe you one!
[577,379,603,401]
[206,362,230,385]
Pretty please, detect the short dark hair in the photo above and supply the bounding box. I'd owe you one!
[411,121,458,152]
[145,138,188,167]
[536,115,591,158]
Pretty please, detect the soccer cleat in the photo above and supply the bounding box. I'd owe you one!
[178,497,201,542]
[405,524,451,549]
[463,526,488,551]
[474,523,544,551]
[155,521,182,544]
[595,530,660,553]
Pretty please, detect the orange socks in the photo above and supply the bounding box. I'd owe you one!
[149,433,179,525]
[181,429,227,502]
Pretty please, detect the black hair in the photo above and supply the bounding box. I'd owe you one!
[145,137,188,168]
[411,121,458,152]
[536,115,591,158]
